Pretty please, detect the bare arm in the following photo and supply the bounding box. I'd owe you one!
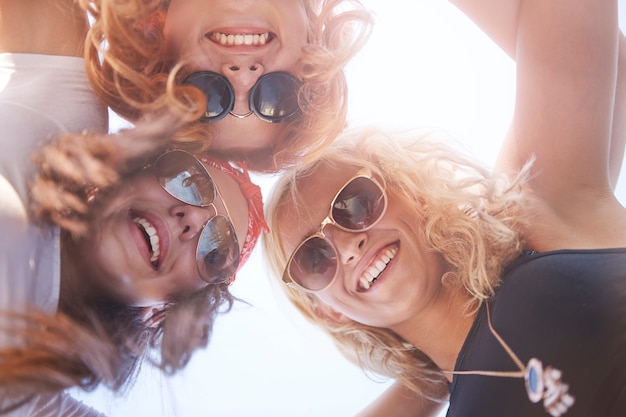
[610,34,626,188]
[497,0,626,248]
[0,0,88,56]
[353,382,445,417]
[451,0,626,190]
[449,0,520,59]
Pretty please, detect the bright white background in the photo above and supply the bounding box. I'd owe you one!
[75,1,626,416]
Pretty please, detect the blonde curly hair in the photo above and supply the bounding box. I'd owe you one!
[263,126,530,400]
[79,0,373,171]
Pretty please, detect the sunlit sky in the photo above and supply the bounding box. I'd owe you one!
[75,1,626,416]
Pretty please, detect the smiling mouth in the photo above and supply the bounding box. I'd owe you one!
[358,245,399,291]
[132,214,161,269]
[208,31,272,47]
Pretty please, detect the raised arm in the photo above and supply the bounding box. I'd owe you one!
[494,0,626,249]
[451,0,626,190]
[610,34,626,188]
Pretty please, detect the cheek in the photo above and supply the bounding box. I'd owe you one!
[285,2,308,43]
[162,9,193,56]
[168,250,208,296]
[84,230,127,280]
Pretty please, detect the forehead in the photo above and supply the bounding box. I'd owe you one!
[203,164,249,247]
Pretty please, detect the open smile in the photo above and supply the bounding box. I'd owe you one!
[207,31,273,47]
[131,212,162,269]
[357,243,399,291]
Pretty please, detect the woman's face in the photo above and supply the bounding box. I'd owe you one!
[278,162,448,330]
[163,0,309,154]
[74,162,249,307]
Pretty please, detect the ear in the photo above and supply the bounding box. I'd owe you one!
[139,304,167,328]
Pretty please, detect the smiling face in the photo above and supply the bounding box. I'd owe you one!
[163,0,309,153]
[277,162,449,330]
[72,162,249,307]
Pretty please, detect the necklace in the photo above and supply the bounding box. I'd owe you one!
[444,303,575,416]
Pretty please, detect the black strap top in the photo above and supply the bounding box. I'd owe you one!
[447,248,626,417]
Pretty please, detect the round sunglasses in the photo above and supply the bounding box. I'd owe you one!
[183,71,302,123]
[282,168,388,292]
[154,150,240,284]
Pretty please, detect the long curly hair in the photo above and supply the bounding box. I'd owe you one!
[78,0,373,171]
[263,126,530,400]
[0,115,235,404]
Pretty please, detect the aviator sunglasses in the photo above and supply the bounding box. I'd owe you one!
[184,71,302,123]
[282,168,388,292]
[154,150,240,284]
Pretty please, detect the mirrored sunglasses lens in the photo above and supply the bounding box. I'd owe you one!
[251,72,300,122]
[197,215,240,284]
[332,177,385,230]
[289,236,337,291]
[155,152,215,206]
[185,72,234,122]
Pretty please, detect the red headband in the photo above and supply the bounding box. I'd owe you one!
[199,155,269,283]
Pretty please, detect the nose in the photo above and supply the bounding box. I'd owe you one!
[170,204,215,242]
[221,62,265,114]
[326,226,367,266]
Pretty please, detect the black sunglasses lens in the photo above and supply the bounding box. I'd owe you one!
[250,72,301,122]
[155,151,216,207]
[289,236,337,291]
[185,72,234,122]
[332,177,386,230]
[197,215,240,284]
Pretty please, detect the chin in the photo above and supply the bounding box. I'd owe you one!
[211,118,283,152]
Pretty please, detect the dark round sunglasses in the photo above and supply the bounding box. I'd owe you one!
[183,71,302,123]
[154,150,240,284]
[282,169,388,292]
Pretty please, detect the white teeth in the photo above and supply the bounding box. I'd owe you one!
[212,32,269,46]
[360,277,371,290]
[133,216,160,266]
[359,247,398,290]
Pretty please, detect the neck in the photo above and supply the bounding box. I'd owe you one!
[391,288,476,381]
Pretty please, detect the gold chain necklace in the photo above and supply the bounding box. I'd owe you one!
[443,303,575,416]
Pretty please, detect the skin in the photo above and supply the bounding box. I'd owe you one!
[61,163,249,307]
[278,163,448,327]
[0,0,88,56]
[163,0,309,153]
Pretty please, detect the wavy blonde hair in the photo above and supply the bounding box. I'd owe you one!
[263,126,530,400]
[78,0,373,171]
[0,116,235,404]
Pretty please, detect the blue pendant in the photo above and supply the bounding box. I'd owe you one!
[524,358,575,416]
[525,358,544,403]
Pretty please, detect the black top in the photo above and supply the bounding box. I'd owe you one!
[447,249,626,417]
